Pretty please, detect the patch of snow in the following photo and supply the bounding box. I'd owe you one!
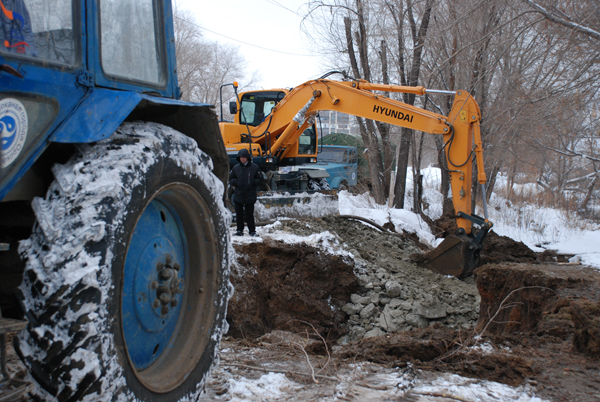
[225,373,302,401]
[412,373,548,402]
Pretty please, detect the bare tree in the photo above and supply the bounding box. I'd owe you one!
[305,0,434,205]
[173,7,258,111]
[305,0,600,218]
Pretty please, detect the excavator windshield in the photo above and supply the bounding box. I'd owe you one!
[240,91,286,126]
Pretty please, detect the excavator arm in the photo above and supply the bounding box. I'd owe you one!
[251,78,492,277]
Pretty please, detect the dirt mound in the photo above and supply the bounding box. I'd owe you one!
[475,263,600,338]
[227,239,359,340]
[228,217,482,344]
[480,232,538,264]
[570,300,600,357]
[338,325,533,386]
[338,325,458,364]
[474,263,600,401]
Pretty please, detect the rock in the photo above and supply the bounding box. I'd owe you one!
[364,328,385,338]
[385,281,402,298]
[350,294,362,304]
[406,313,429,328]
[359,303,377,319]
[388,299,403,308]
[342,303,363,315]
[413,301,447,319]
[336,335,350,345]
[370,293,380,304]
[358,275,370,286]
[379,309,400,332]
[352,327,366,339]
[379,298,391,305]
[358,296,372,305]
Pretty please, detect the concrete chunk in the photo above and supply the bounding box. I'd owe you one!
[413,301,447,319]
[385,281,402,298]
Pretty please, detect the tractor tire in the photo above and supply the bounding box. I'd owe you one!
[15,122,232,402]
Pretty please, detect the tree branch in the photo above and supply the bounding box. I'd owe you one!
[521,0,600,40]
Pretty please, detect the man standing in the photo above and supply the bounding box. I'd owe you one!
[229,148,263,236]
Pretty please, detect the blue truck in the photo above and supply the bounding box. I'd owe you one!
[0,1,230,401]
[317,145,359,190]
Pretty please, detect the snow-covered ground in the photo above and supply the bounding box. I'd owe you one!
[222,167,600,401]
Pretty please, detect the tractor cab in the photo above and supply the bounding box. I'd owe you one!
[0,0,179,200]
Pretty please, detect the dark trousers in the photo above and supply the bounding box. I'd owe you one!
[235,202,255,233]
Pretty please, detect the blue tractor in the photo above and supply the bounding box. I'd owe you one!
[0,1,231,401]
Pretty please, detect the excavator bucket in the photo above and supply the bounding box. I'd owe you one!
[254,190,339,222]
[418,220,492,279]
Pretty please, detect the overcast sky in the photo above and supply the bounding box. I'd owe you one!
[174,0,327,89]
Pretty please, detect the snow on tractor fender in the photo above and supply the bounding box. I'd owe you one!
[16,122,232,401]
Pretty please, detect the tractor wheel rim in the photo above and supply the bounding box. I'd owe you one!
[121,183,219,393]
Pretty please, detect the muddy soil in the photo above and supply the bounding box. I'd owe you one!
[228,240,359,341]
[227,216,600,401]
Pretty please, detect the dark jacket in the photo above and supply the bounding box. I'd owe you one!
[229,148,263,204]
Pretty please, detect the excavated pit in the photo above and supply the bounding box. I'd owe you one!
[228,216,484,344]
[228,216,556,345]
[227,239,359,341]
[228,216,600,401]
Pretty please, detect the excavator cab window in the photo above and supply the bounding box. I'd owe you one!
[298,126,316,155]
[240,91,286,126]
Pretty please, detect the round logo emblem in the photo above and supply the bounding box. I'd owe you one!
[0,98,28,168]
[352,172,356,181]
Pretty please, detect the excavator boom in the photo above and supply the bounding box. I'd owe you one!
[223,76,493,277]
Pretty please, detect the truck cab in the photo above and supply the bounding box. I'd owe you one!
[317,145,358,190]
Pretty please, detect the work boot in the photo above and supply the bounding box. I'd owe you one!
[234,231,243,236]
[249,232,259,237]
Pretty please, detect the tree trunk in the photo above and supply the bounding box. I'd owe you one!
[394,128,413,208]
[486,164,501,202]
[580,175,599,211]
[344,12,386,204]
[392,0,434,209]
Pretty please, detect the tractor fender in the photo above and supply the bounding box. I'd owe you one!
[49,89,229,193]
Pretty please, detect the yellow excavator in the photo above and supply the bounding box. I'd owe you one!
[219,73,492,278]
[219,84,339,221]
